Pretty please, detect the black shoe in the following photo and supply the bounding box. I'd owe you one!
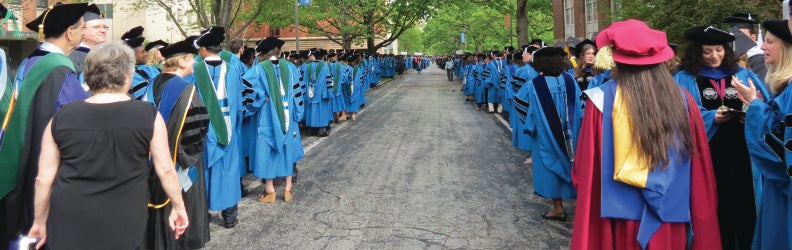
[317,128,329,137]
[541,211,567,222]
[223,218,238,228]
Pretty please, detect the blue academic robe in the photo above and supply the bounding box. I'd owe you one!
[328,61,348,113]
[510,64,539,150]
[473,62,486,103]
[345,64,367,113]
[130,64,161,101]
[514,73,581,199]
[462,63,475,95]
[303,61,334,128]
[743,82,792,250]
[188,54,246,211]
[674,67,767,139]
[244,60,305,179]
[502,63,517,113]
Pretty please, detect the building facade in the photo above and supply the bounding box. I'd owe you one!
[552,0,622,43]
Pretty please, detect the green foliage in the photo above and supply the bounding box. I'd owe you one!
[611,0,780,44]
[399,26,424,54]
[422,0,554,55]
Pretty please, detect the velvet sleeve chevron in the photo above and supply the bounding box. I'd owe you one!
[511,75,526,94]
[513,94,531,124]
[177,92,209,169]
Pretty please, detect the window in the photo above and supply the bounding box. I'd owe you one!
[97,4,113,19]
[563,0,575,39]
[611,0,622,16]
[269,27,280,37]
[585,0,598,39]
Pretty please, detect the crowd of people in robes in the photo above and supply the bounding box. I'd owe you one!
[444,6,792,249]
[0,2,422,249]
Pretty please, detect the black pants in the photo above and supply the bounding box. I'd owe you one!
[446,69,454,81]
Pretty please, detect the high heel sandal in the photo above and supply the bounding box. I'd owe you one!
[258,191,276,203]
[284,190,292,202]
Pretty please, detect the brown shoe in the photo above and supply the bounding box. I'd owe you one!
[284,190,292,202]
[258,192,276,203]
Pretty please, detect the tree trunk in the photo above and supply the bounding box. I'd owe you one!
[516,0,529,46]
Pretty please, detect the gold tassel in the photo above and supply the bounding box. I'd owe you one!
[594,45,615,70]
[38,5,54,42]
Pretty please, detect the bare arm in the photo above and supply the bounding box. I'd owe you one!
[28,120,59,248]
[149,113,189,238]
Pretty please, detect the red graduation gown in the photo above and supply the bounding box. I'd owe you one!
[570,93,721,249]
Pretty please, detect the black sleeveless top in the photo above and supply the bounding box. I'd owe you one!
[48,99,156,249]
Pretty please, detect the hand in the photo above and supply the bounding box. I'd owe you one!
[714,108,734,124]
[731,76,758,105]
[27,221,47,249]
[168,207,189,240]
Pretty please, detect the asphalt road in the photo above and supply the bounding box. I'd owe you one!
[205,65,574,249]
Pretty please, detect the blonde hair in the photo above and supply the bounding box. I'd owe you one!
[766,38,792,94]
[146,47,163,66]
[162,54,193,71]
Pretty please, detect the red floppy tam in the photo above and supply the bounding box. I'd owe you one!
[595,19,674,66]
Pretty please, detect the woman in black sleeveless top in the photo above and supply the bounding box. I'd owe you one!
[27,41,188,249]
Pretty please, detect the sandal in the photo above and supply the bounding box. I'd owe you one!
[258,191,276,203]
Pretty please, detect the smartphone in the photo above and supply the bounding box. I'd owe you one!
[725,108,746,116]
[16,236,40,250]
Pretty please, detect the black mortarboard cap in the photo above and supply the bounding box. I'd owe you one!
[347,53,360,62]
[729,26,757,56]
[505,53,514,61]
[84,4,102,22]
[195,26,226,48]
[762,19,792,44]
[145,40,168,52]
[504,46,515,52]
[520,45,536,54]
[26,3,89,41]
[533,47,566,58]
[531,39,543,46]
[574,39,596,58]
[684,26,735,45]
[512,52,523,61]
[160,36,198,59]
[122,26,145,48]
[255,36,284,53]
[725,13,760,25]
[313,48,327,58]
[327,52,337,58]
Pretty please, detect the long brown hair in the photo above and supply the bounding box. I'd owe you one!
[613,62,693,170]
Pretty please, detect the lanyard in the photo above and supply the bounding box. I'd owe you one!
[708,78,726,99]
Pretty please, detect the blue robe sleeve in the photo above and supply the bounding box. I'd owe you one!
[675,70,719,139]
[746,86,792,180]
[289,63,305,122]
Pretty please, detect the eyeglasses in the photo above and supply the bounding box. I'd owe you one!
[84,25,109,31]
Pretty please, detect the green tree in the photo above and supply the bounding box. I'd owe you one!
[611,0,779,44]
[399,26,424,54]
[131,0,266,39]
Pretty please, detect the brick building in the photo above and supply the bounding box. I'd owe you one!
[551,0,622,43]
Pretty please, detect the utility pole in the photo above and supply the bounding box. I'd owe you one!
[295,0,300,51]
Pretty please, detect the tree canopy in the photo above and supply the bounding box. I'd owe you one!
[610,0,780,44]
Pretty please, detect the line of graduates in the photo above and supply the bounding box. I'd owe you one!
[0,2,391,249]
[452,12,792,249]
